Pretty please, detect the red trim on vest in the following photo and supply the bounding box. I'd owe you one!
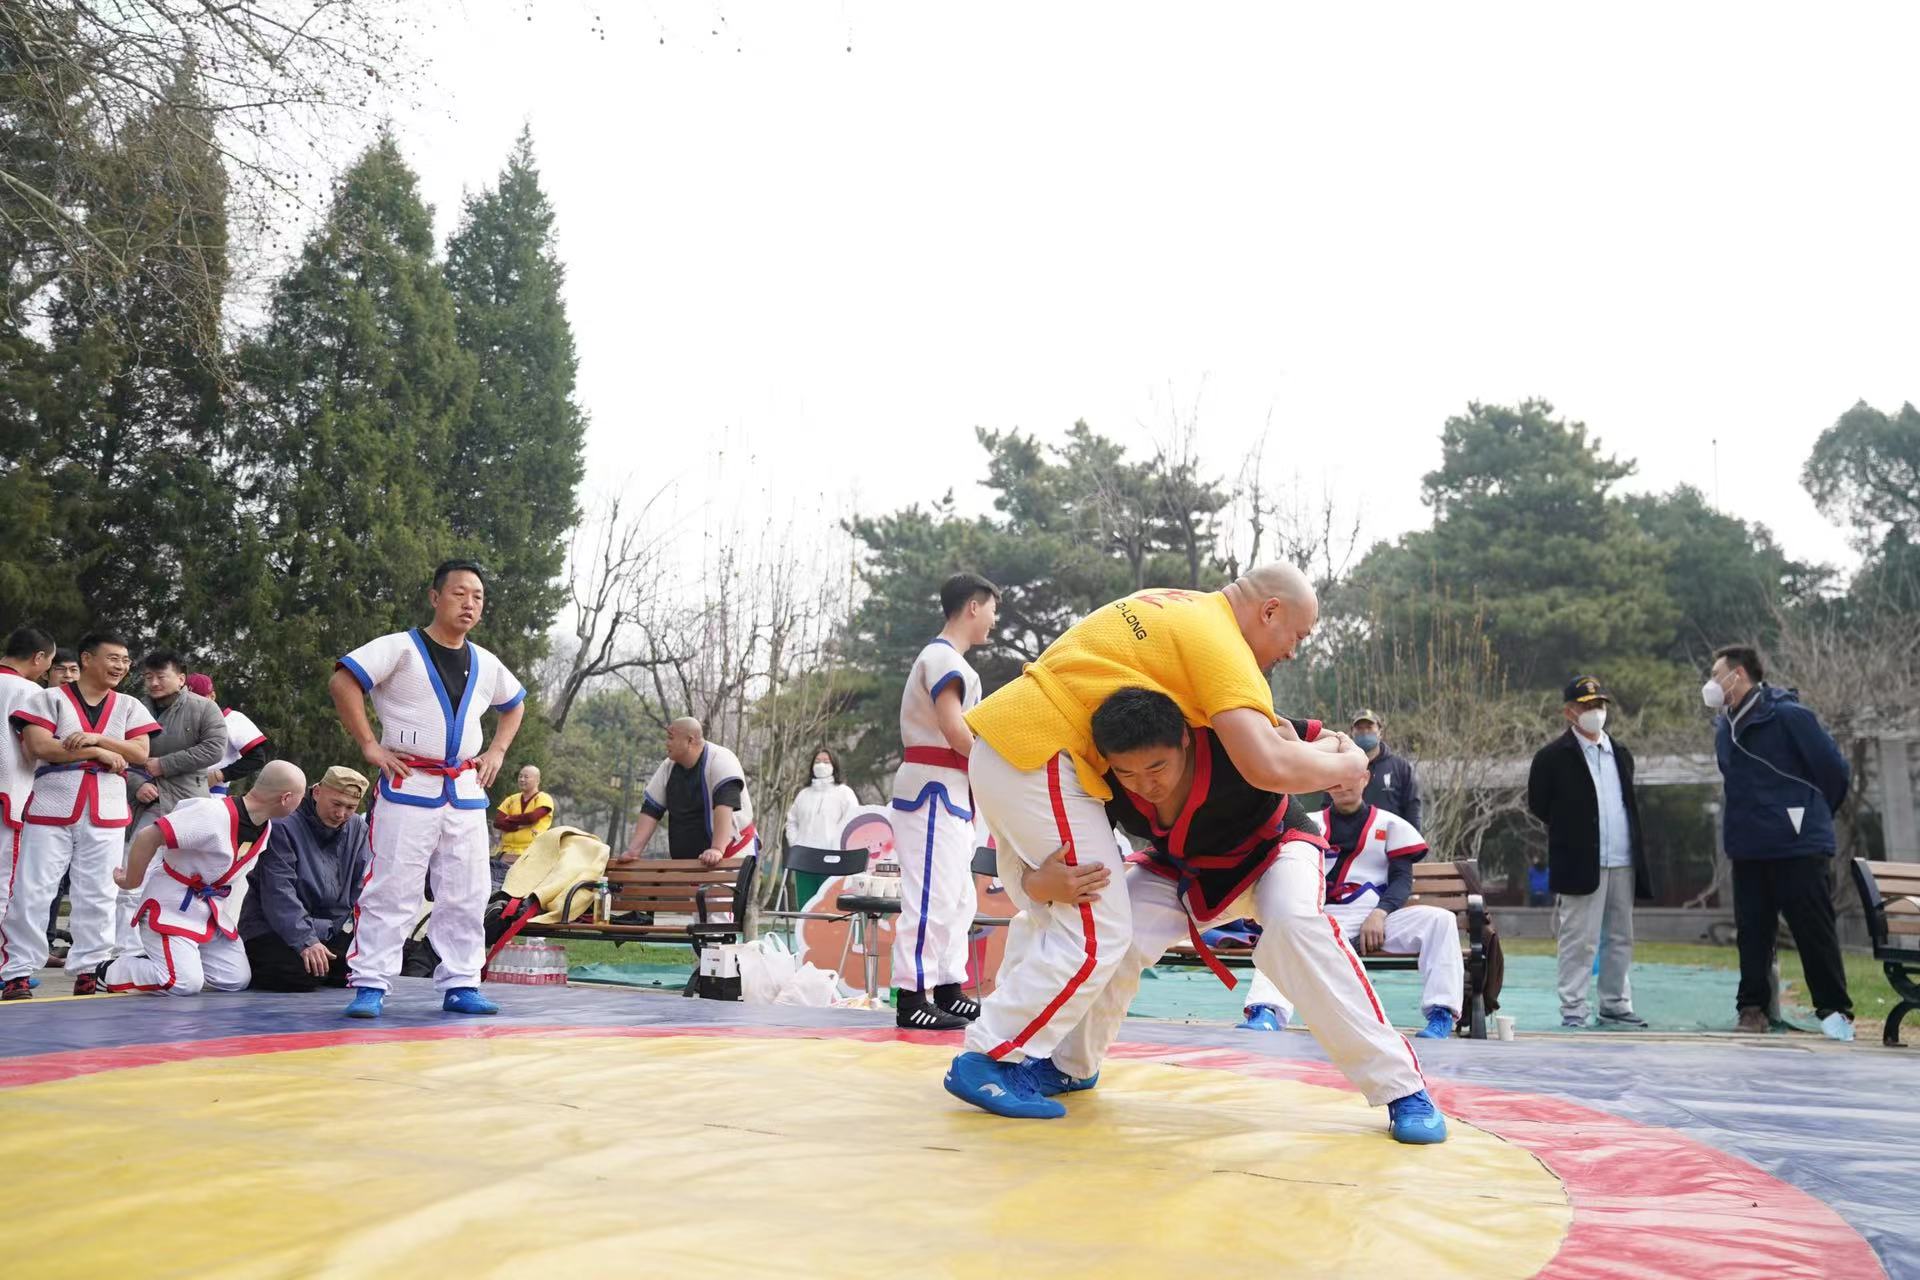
[988,755,1100,1061]
[1324,804,1379,897]
[137,800,269,942]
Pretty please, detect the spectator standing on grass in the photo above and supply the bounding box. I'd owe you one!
[1527,675,1651,1030]
[1704,645,1856,1041]
[785,747,860,852]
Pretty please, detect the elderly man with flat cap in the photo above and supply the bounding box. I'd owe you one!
[1527,675,1651,1029]
[239,766,374,991]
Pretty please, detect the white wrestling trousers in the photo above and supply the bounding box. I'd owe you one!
[1051,841,1428,1108]
[347,800,490,992]
[104,921,248,995]
[1243,903,1464,1022]
[0,821,121,979]
[962,743,1133,1064]
[889,790,978,991]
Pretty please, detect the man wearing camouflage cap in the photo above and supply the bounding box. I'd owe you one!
[239,766,374,991]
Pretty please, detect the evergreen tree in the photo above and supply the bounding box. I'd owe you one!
[442,127,586,686]
[1343,400,1676,689]
[230,136,474,769]
[35,59,232,647]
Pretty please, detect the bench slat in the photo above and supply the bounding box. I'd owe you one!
[1870,876,1920,899]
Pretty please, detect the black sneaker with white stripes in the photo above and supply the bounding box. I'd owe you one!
[933,983,981,1021]
[895,988,969,1031]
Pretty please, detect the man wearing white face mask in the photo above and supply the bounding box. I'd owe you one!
[1527,675,1651,1029]
[1705,645,1855,1040]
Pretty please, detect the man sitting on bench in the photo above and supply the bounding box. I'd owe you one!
[1238,773,1463,1040]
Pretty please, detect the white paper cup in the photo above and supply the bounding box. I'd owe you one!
[1494,1014,1516,1041]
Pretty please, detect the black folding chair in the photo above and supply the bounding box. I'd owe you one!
[761,845,870,944]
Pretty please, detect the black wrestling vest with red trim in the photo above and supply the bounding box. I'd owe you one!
[1102,729,1324,919]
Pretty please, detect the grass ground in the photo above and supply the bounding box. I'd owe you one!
[559,940,697,968]
[1499,938,1902,1025]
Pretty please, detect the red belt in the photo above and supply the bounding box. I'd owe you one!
[724,822,758,856]
[400,757,475,778]
[902,746,968,771]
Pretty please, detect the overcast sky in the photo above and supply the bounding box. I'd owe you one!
[381,1,1919,578]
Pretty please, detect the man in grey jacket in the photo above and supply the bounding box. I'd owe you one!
[117,649,227,952]
[127,649,227,832]
[240,766,372,991]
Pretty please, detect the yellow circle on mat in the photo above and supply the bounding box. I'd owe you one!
[0,1034,1569,1279]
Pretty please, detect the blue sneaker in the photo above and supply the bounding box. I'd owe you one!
[1415,1008,1457,1040]
[1238,1004,1286,1032]
[943,1051,1066,1119]
[1386,1089,1449,1145]
[1820,1011,1856,1042]
[442,986,498,1016]
[1021,1057,1099,1096]
[343,987,385,1019]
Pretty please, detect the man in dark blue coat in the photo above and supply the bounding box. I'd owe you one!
[240,766,373,991]
[1706,645,1855,1040]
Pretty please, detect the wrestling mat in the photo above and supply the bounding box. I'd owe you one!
[1,981,1911,1279]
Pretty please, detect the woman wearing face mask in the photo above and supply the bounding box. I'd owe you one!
[784,747,861,856]
[1526,675,1653,1030]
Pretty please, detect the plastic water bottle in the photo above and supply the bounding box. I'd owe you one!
[594,879,612,925]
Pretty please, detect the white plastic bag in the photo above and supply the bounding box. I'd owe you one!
[772,962,846,1008]
[737,936,800,1004]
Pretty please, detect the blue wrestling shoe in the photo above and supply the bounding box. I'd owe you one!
[442,986,498,1015]
[1021,1057,1099,1096]
[1386,1089,1449,1145]
[1415,1008,1456,1039]
[944,1051,1066,1119]
[1238,1004,1286,1032]
[343,987,384,1019]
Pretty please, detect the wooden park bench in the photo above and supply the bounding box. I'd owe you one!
[1162,858,1493,1039]
[513,855,757,996]
[1850,858,1920,1046]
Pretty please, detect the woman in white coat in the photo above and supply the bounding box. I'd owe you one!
[783,748,861,912]
[784,747,860,852]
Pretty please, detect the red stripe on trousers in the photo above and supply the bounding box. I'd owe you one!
[107,932,179,993]
[1325,911,1424,1082]
[989,756,1100,1061]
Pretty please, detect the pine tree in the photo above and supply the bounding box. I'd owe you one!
[229,136,475,769]
[34,59,232,647]
[442,127,586,688]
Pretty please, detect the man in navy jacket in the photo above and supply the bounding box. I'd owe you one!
[1706,645,1855,1040]
[240,766,373,991]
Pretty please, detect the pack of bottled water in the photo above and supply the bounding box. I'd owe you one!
[485,940,569,985]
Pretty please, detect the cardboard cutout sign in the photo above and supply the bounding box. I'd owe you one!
[793,806,1017,994]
